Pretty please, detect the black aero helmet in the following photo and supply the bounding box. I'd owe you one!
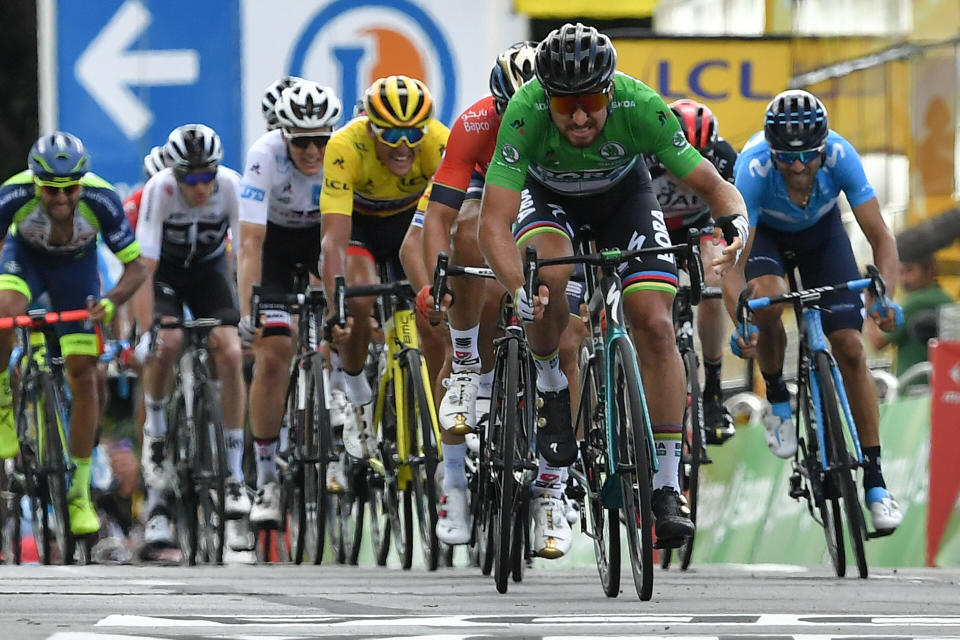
[489,41,537,114]
[534,22,617,96]
[764,89,829,151]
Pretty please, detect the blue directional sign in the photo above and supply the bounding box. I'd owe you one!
[55,0,241,191]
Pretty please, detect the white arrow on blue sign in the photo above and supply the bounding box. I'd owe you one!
[45,0,241,191]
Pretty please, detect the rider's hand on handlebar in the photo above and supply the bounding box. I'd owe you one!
[514,284,549,322]
[327,314,354,347]
[867,295,904,333]
[729,322,759,359]
[87,297,115,323]
[712,214,749,277]
[416,285,452,325]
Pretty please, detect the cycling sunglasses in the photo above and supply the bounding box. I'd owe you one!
[34,177,81,197]
[548,91,611,116]
[773,147,824,165]
[177,170,217,186]
[369,123,427,148]
[283,130,333,149]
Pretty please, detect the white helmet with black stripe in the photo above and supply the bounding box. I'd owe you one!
[276,80,342,130]
[165,124,223,172]
[262,75,302,130]
[142,145,168,178]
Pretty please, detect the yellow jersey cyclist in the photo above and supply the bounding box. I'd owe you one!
[0,132,147,535]
[238,80,343,525]
[479,24,750,558]
[320,75,450,458]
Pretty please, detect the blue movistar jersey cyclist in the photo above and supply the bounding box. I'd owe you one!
[734,130,875,232]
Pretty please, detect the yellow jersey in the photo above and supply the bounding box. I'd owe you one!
[320,117,449,218]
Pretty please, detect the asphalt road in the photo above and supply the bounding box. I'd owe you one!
[3,560,960,639]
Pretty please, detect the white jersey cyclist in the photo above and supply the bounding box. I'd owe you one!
[138,166,242,267]
[239,129,325,229]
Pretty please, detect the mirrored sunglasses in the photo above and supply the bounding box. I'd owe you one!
[548,92,611,116]
[36,181,81,197]
[178,170,217,186]
[773,147,823,164]
[370,124,427,148]
[283,130,333,149]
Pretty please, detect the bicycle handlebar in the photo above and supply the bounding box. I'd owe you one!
[0,308,90,330]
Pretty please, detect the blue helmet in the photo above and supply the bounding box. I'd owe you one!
[28,131,89,183]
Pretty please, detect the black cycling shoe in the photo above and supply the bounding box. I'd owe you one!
[651,487,695,548]
[536,388,577,466]
[703,396,736,445]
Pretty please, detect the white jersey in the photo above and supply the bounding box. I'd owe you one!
[239,129,324,229]
[137,167,241,268]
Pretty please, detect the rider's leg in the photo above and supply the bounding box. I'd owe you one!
[249,333,294,487]
[0,288,29,459]
[340,250,377,406]
[63,352,103,534]
[210,326,246,483]
[698,232,736,441]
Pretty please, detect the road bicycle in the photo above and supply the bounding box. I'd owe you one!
[736,260,896,579]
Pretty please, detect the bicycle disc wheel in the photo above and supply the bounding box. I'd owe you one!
[39,375,73,565]
[404,350,439,571]
[611,336,654,601]
[493,338,519,594]
[815,352,867,579]
[169,396,198,566]
[678,349,702,571]
[579,339,620,597]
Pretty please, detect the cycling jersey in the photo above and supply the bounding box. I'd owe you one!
[137,167,241,268]
[430,95,500,211]
[0,171,139,262]
[647,139,737,230]
[734,130,876,233]
[320,116,449,218]
[240,129,325,229]
[123,187,143,231]
[485,73,703,196]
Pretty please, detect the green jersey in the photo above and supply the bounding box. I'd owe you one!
[485,72,704,196]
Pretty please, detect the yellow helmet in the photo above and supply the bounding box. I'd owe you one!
[363,75,433,128]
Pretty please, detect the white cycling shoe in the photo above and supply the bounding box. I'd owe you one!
[250,481,282,526]
[225,480,252,519]
[867,487,903,531]
[326,457,347,494]
[533,495,572,559]
[439,371,480,435]
[141,435,174,491]
[331,389,370,459]
[144,511,173,547]
[436,487,471,545]
[763,401,797,459]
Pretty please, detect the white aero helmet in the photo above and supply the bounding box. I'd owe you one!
[276,80,343,130]
[165,124,223,172]
[262,75,302,130]
[142,145,168,178]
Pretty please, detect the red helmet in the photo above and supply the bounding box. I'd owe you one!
[669,99,718,154]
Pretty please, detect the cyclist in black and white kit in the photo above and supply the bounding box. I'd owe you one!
[237,80,347,526]
[646,99,738,445]
[134,124,247,548]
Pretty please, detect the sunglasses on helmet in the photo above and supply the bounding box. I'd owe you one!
[34,177,82,197]
[177,170,217,186]
[773,147,824,165]
[283,129,333,149]
[548,91,611,116]
[369,123,427,148]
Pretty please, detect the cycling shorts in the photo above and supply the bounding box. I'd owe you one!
[348,206,415,280]
[463,170,485,203]
[260,221,322,338]
[512,165,679,298]
[154,254,240,326]
[0,235,100,357]
[745,208,863,334]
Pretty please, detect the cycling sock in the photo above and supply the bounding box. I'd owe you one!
[703,357,723,401]
[344,370,373,407]
[145,488,167,517]
[442,442,468,492]
[652,426,683,492]
[761,369,790,404]
[450,325,481,373]
[0,369,10,408]
[278,415,290,453]
[532,348,568,393]
[478,369,494,397]
[253,437,279,487]
[862,445,886,491]
[329,351,346,392]
[224,428,245,483]
[70,456,91,499]
[533,454,567,500]
[144,394,168,438]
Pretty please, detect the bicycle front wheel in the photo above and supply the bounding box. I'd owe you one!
[403,349,440,571]
[39,374,74,565]
[815,352,867,579]
[195,380,226,564]
[492,338,520,594]
[678,348,703,571]
[611,336,654,601]
[169,396,198,566]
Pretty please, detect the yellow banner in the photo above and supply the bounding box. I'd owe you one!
[614,39,790,150]
[515,0,659,18]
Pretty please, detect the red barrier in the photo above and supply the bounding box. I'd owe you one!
[927,339,960,566]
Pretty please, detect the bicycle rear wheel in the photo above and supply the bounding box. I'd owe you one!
[404,349,440,571]
[815,352,867,579]
[39,374,74,565]
[678,349,703,571]
[611,336,654,601]
[0,460,21,564]
[578,339,620,597]
[493,338,519,594]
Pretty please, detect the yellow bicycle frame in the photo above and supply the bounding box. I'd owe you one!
[369,308,442,490]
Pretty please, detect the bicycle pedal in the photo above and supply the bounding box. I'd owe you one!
[653,536,687,550]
